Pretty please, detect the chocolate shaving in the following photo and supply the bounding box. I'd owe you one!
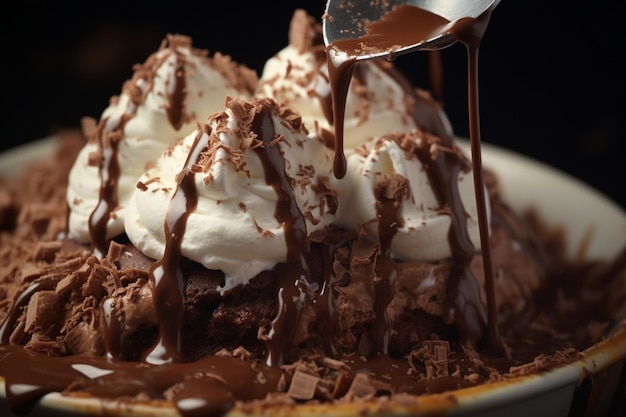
[287,370,319,400]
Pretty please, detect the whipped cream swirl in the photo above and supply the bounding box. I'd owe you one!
[67,35,256,245]
[124,97,339,293]
[338,132,489,261]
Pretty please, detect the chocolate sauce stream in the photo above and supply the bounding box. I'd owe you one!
[369,179,403,356]
[88,49,189,258]
[326,5,501,349]
[167,49,188,131]
[455,13,501,350]
[101,297,124,359]
[326,59,354,179]
[142,131,204,365]
[89,124,121,258]
[428,50,444,104]
[304,32,450,156]
[250,102,311,366]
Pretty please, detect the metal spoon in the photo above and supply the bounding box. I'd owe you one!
[323,0,500,61]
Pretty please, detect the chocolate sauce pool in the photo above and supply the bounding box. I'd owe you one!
[1,5,622,417]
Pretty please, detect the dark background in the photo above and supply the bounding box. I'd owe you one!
[3,1,624,208]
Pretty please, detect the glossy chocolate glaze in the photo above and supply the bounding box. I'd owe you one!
[141,125,201,365]
[249,100,310,366]
[88,119,122,259]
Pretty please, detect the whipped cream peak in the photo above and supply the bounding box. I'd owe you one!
[125,97,339,293]
[339,130,489,261]
[67,35,257,252]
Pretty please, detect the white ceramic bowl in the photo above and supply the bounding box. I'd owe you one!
[0,137,625,417]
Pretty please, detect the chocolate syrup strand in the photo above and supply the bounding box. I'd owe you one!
[166,49,188,131]
[89,127,121,258]
[326,56,356,179]
[251,103,311,366]
[143,132,203,365]
[428,50,444,104]
[101,297,123,359]
[88,47,190,259]
[406,137,487,344]
[310,241,340,356]
[455,11,502,352]
[369,179,403,356]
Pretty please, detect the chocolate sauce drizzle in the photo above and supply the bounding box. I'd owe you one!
[89,46,190,258]
[100,297,123,359]
[88,123,122,258]
[142,128,203,365]
[369,174,404,355]
[249,101,311,366]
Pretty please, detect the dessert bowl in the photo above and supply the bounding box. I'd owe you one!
[0,136,624,417]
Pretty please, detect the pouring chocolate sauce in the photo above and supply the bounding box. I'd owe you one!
[323,2,502,352]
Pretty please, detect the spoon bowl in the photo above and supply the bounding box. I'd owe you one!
[323,0,500,61]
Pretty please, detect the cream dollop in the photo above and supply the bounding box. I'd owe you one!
[338,132,490,261]
[67,35,257,243]
[124,97,339,293]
